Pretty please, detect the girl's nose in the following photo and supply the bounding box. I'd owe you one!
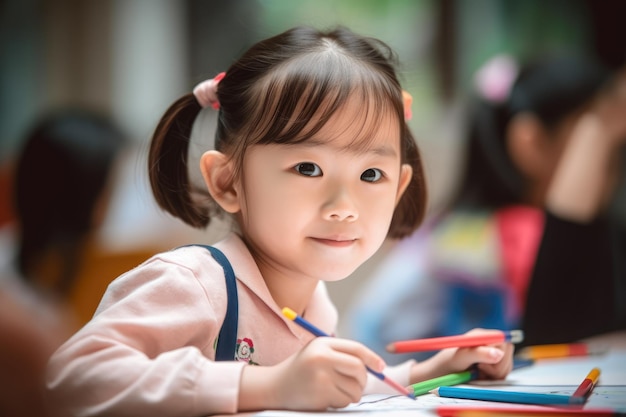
[322,188,359,222]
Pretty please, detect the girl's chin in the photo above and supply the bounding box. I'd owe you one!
[312,263,363,282]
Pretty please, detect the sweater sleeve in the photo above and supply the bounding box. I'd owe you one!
[46,252,246,417]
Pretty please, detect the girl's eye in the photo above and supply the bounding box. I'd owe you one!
[361,168,383,183]
[294,162,322,177]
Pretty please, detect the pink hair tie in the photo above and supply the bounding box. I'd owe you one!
[193,72,225,109]
[474,55,518,103]
[402,90,413,121]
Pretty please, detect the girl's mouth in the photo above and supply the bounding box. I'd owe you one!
[312,237,357,247]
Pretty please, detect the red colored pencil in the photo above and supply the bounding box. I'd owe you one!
[387,330,524,353]
[437,405,617,416]
[573,367,601,398]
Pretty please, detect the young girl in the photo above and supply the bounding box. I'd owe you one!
[46,26,513,416]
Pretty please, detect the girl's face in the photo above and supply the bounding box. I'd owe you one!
[235,97,412,284]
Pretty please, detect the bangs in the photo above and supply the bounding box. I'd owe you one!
[241,48,404,151]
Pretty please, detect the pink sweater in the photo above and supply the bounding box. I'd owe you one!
[47,233,413,416]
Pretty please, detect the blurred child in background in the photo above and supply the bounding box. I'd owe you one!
[343,53,612,363]
[5,108,127,301]
[0,108,126,417]
[522,67,626,345]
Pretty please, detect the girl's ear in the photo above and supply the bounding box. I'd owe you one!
[395,164,413,205]
[506,113,552,180]
[200,150,241,213]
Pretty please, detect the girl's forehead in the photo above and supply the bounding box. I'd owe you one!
[308,96,401,152]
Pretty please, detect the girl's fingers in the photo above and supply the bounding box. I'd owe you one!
[329,372,365,405]
[300,338,383,408]
[475,343,514,380]
[451,342,513,378]
[471,345,506,363]
[478,360,513,380]
[321,338,386,373]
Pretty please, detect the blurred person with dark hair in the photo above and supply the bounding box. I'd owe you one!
[343,53,612,363]
[0,108,127,417]
[522,68,626,346]
[12,109,127,297]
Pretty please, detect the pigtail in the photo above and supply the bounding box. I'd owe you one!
[388,127,427,239]
[457,54,523,209]
[449,94,523,211]
[148,94,211,228]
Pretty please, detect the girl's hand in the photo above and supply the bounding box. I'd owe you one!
[546,66,626,222]
[593,67,626,147]
[409,329,514,384]
[239,337,385,411]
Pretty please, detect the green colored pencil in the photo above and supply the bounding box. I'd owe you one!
[408,369,476,396]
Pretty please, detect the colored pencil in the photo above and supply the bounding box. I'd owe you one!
[430,386,585,406]
[573,367,601,398]
[281,307,415,400]
[437,405,621,417]
[408,369,477,396]
[387,330,524,353]
[513,358,535,370]
[516,343,607,360]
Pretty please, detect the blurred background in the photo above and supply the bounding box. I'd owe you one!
[1,0,624,326]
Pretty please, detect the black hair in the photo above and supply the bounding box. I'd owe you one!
[14,108,127,296]
[149,26,427,238]
[456,53,611,209]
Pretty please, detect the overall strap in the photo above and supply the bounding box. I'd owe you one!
[188,245,239,361]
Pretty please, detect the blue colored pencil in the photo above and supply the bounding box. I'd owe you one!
[282,307,415,400]
[431,386,585,405]
[513,358,535,370]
